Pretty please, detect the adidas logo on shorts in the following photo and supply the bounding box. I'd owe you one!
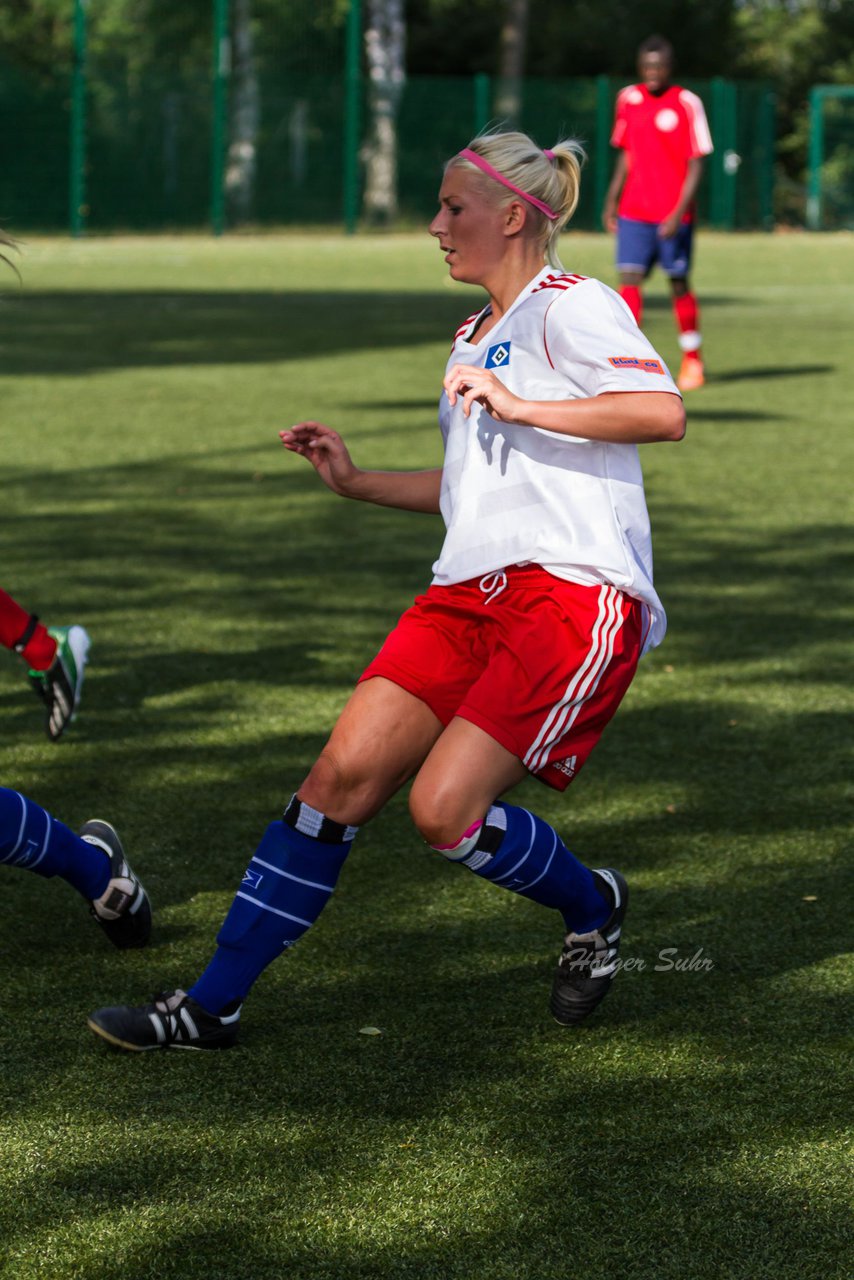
[553,755,578,779]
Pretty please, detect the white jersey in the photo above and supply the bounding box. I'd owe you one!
[432,266,680,653]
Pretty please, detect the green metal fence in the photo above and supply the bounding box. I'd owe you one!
[367,73,774,233]
[808,85,854,230]
[0,51,775,236]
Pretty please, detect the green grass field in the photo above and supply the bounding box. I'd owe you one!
[0,231,851,1280]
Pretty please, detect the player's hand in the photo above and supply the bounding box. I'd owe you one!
[602,204,618,234]
[279,422,360,497]
[443,364,525,425]
[658,212,681,239]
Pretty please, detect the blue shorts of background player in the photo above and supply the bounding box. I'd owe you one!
[616,215,694,278]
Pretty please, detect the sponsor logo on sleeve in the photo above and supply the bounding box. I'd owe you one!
[608,356,665,375]
[242,867,264,890]
[485,341,512,368]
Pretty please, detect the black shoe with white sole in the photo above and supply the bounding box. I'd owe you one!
[80,819,152,949]
[550,868,628,1026]
[88,990,241,1052]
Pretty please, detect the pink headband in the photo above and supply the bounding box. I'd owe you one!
[458,148,559,221]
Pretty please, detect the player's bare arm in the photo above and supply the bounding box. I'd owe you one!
[443,365,685,443]
[659,157,705,239]
[280,423,443,513]
[602,152,628,233]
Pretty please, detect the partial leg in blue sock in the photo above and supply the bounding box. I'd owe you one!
[434,800,611,932]
[433,801,629,1025]
[188,797,357,1014]
[0,786,110,900]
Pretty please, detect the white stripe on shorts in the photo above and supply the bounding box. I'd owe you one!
[523,585,625,775]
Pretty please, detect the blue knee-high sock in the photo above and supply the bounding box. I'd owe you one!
[0,787,110,900]
[446,801,610,933]
[188,805,355,1015]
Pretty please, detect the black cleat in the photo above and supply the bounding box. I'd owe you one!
[81,819,152,949]
[550,869,628,1026]
[88,990,241,1052]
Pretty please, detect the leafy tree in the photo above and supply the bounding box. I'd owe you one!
[0,0,74,82]
[407,0,735,78]
[734,0,854,217]
[1,0,851,226]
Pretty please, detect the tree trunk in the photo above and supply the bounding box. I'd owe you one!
[225,0,260,224]
[362,0,405,226]
[494,0,530,127]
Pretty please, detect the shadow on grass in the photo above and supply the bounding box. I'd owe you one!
[651,511,854,663]
[0,290,471,375]
[0,273,851,1279]
[708,363,835,383]
[0,869,851,1277]
[680,408,792,422]
[1,689,850,1274]
[0,461,850,889]
[3,1140,850,1280]
[5,456,852,666]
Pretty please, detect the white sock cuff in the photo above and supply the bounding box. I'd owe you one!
[284,795,359,844]
[678,330,702,353]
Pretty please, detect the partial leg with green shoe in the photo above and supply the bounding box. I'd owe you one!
[0,587,91,740]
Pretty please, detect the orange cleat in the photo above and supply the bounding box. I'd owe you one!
[677,355,705,391]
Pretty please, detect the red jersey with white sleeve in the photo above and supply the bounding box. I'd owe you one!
[611,82,713,224]
[433,267,681,654]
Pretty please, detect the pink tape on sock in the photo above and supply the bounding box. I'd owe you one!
[434,818,483,853]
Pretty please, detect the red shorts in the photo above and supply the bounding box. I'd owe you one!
[359,565,644,791]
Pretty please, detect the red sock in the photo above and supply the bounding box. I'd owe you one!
[673,292,702,360]
[619,285,643,327]
[0,589,56,669]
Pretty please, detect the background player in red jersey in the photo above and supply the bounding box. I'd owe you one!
[603,35,713,391]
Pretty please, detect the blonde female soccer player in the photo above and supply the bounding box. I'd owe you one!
[89,130,684,1051]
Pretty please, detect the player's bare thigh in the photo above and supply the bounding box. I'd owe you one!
[298,676,444,826]
[409,717,528,847]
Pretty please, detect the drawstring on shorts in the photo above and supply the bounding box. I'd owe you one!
[479,571,508,606]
